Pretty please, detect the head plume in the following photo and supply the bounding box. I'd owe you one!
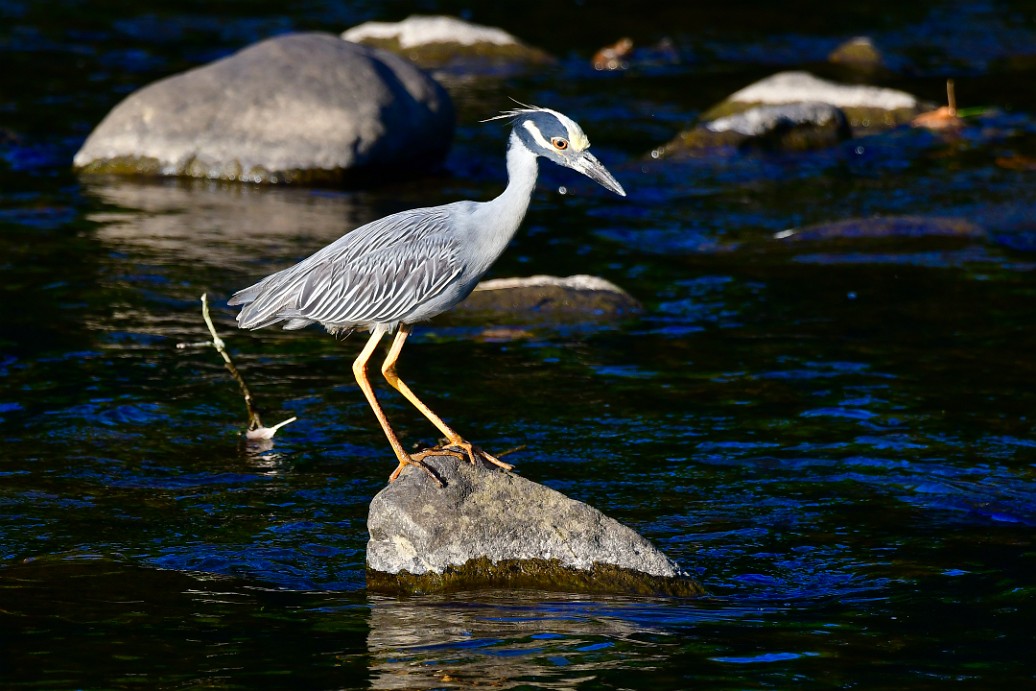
[481,101,591,151]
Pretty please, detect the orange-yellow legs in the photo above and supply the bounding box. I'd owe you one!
[352,324,513,484]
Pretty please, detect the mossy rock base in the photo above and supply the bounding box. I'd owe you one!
[367,557,705,597]
[350,37,553,71]
[75,156,439,186]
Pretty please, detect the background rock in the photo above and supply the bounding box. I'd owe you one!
[658,102,851,156]
[827,36,890,75]
[73,32,454,184]
[702,70,928,132]
[342,15,554,74]
[366,456,702,596]
[450,274,642,324]
[774,215,986,242]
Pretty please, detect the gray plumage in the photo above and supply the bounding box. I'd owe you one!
[229,105,625,338]
[229,105,626,482]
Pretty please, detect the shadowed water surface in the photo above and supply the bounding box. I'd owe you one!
[2,1,1035,688]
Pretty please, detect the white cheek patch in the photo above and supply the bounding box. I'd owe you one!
[522,120,554,150]
[523,117,591,153]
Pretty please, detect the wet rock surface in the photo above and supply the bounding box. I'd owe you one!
[451,274,642,324]
[73,32,453,184]
[366,456,702,596]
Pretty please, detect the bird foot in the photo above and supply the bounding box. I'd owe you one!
[387,442,515,486]
[440,440,515,472]
[388,451,454,487]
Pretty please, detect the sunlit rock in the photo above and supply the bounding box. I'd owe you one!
[702,70,928,131]
[449,274,642,325]
[827,36,889,74]
[73,33,453,185]
[366,456,702,596]
[657,102,851,156]
[342,15,553,74]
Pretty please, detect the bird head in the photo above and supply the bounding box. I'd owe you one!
[485,105,627,197]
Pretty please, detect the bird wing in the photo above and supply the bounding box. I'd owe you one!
[231,206,462,330]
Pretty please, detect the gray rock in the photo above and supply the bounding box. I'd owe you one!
[342,15,553,74]
[657,102,851,156]
[702,70,928,132]
[367,456,702,596]
[73,32,454,184]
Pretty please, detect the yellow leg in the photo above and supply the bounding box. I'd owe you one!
[381,324,513,471]
[352,329,444,485]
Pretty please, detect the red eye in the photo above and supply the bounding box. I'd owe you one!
[551,137,569,151]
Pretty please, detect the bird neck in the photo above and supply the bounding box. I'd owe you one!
[484,130,539,231]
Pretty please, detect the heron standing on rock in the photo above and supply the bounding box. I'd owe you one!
[229,106,626,482]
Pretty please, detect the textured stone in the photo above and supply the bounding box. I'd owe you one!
[73,33,453,184]
[366,456,701,596]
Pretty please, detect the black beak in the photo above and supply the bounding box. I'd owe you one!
[572,151,626,197]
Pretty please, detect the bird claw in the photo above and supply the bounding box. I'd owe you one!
[441,440,515,472]
[386,441,515,487]
[388,451,450,487]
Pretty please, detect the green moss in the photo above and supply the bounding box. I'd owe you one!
[73,155,165,176]
[72,156,432,187]
[367,557,706,597]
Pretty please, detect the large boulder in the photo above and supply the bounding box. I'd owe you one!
[73,32,454,185]
[366,455,703,596]
[342,15,554,74]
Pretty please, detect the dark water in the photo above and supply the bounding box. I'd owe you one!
[3,1,1036,688]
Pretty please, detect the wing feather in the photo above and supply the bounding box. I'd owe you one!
[230,205,463,330]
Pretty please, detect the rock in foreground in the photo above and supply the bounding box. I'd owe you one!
[73,33,453,184]
[367,456,703,596]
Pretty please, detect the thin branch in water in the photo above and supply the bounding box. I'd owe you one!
[194,293,296,441]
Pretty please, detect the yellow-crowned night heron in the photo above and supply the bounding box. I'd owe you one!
[229,105,626,482]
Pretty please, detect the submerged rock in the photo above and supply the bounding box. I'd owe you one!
[775,215,985,242]
[73,32,453,184]
[659,101,851,156]
[342,15,553,74]
[702,70,927,131]
[366,455,702,596]
[451,274,642,323]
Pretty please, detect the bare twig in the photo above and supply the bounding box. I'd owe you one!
[195,293,296,441]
